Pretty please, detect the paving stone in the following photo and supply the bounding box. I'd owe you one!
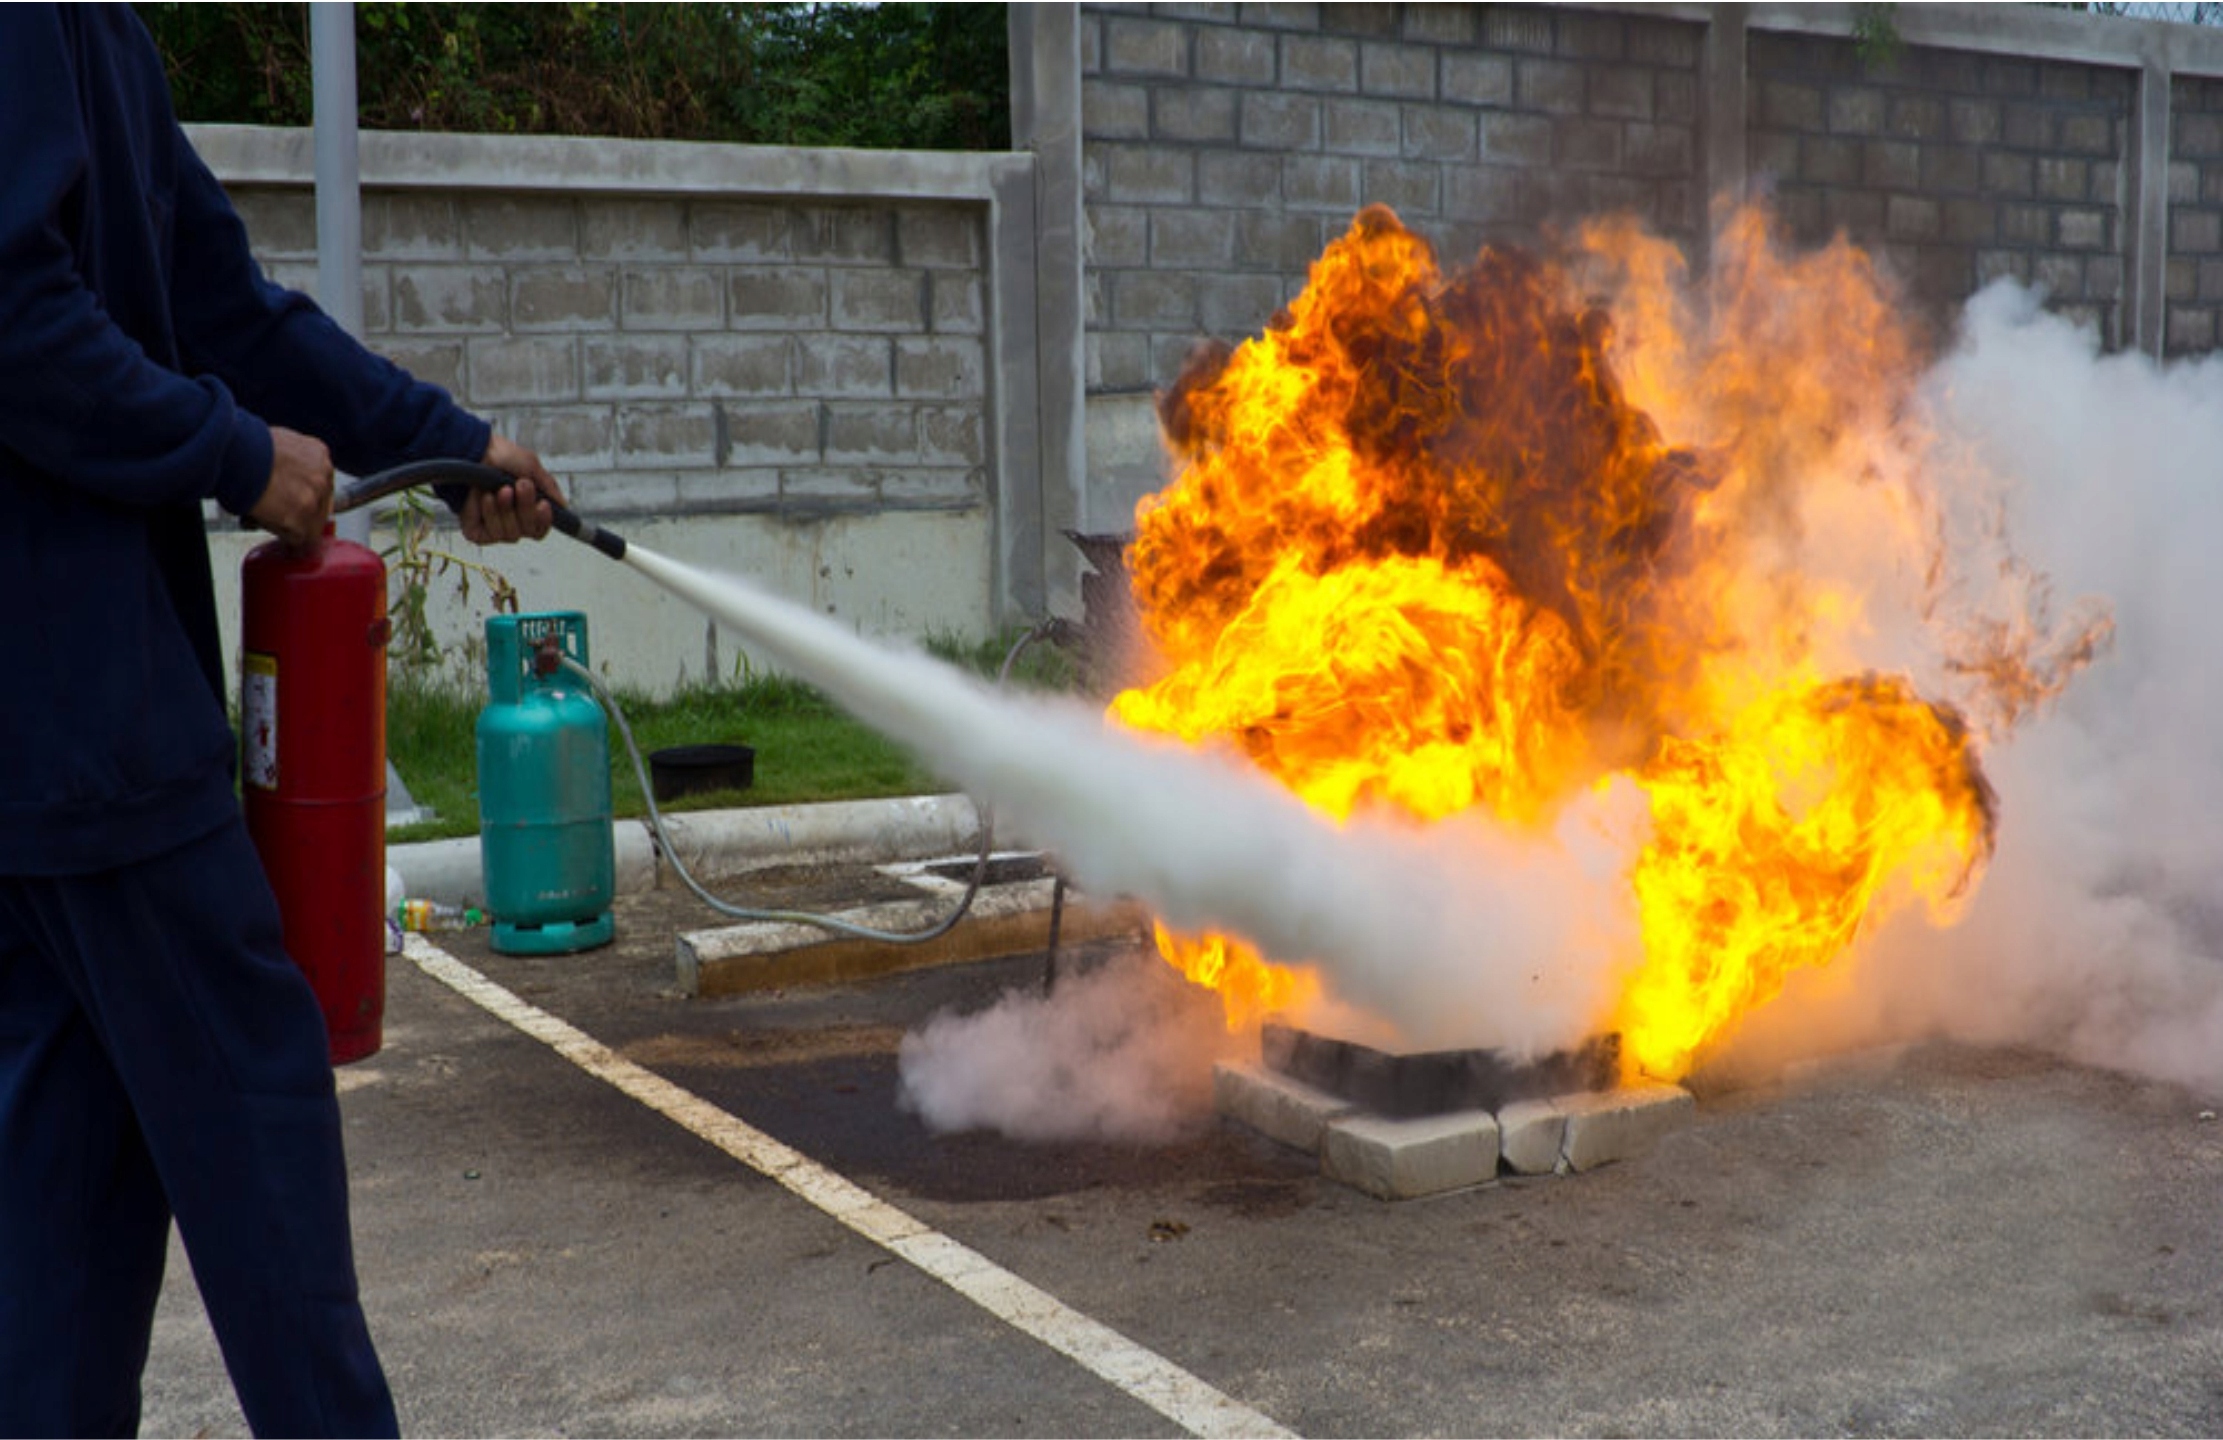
[1495,1097,1567,1176]
[1557,1084,1694,1172]
[1213,1060,1356,1153]
[1321,1110,1500,1200]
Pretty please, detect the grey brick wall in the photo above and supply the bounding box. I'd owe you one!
[2169,75,2223,355]
[233,188,990,521]
[1749,31,2134,345]
[1078,2,1705,392]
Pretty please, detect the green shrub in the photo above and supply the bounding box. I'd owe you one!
[141,3,1009,150]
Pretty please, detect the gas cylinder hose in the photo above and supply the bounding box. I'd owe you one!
[556,617,1064,944]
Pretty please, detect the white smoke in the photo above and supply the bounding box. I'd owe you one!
[895,947,1240,1143]
[1720,282,2223,1095]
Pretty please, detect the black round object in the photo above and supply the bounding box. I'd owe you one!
[648,743,755,802]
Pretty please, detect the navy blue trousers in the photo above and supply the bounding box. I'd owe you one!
[0,817,397,1438]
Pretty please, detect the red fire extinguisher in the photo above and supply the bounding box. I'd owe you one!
[240,525,391,1065]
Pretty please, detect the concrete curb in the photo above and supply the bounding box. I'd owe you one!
[388,794,984,908]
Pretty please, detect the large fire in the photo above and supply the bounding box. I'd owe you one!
[1110,205,2102,1082]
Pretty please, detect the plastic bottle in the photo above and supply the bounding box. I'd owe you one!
[384,867,407,953]
[395,898,487,932]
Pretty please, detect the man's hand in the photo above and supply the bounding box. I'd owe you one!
[249,426,336,548]
[462,434,564,545]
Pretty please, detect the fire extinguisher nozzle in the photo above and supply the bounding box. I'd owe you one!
[552,504,627,561]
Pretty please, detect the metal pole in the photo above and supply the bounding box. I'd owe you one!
[311,3,369,545]
[313,4,433,827]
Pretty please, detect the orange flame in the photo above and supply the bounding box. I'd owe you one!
[1111,205,2100,1080]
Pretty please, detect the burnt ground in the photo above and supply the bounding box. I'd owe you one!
[142,878,2223,1438]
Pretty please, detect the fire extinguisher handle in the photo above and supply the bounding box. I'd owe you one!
[333,459,515,515]
[333,460,629,562]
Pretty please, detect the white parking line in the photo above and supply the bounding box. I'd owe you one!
[405,936,1294,1440]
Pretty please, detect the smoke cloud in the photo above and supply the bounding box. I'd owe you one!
[1719,282,2223,1095]
[896,947,1241,1143]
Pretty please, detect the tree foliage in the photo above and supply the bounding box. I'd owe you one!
[139,3,1009,151]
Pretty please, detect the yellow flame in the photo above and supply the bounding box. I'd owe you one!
[1111,204,2073,1078]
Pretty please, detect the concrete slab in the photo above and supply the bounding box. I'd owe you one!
[1213,1060,1358,1154]
[1557,1083,1696,1173]
[1321,1110,1501,1201]
[1496,1097,1569,1176]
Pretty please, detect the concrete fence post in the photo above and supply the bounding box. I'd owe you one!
[1702,2,1750,257]
[2131,56,2173,358]
[1007,4,1089,624]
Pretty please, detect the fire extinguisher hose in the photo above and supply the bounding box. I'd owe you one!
[336,459,629,560]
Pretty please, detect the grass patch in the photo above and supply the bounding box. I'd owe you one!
[385,626,1080,845]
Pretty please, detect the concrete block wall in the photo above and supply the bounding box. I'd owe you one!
[1051,2,2223,426]
[1748,30,2134,345]
[1076,2,1706,394]
[224,187,991,524]
[189,125,1070,692]
[2168,75,2223,354]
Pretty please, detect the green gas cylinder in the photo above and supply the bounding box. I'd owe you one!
[477,612,616,954]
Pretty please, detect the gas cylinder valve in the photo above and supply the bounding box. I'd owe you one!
[532,633,564,678]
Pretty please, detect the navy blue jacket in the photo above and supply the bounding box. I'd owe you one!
[0,6,489,874]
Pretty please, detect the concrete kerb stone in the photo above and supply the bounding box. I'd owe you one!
[1217,1058,1698,1199]
[1495,1096,1571,1176]
[1557,1083,1697,1173]
[1214,1061,1358,1153]
[388,793,986,907]
[1322,1110,1503,1201]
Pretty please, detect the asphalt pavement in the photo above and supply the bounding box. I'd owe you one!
[142,875,2223,1438]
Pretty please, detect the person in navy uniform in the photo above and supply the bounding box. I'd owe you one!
[0,7,562,1434]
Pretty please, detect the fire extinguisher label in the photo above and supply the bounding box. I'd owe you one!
[243,651,278,790]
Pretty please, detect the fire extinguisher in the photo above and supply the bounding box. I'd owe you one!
[240,522,391,1064]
